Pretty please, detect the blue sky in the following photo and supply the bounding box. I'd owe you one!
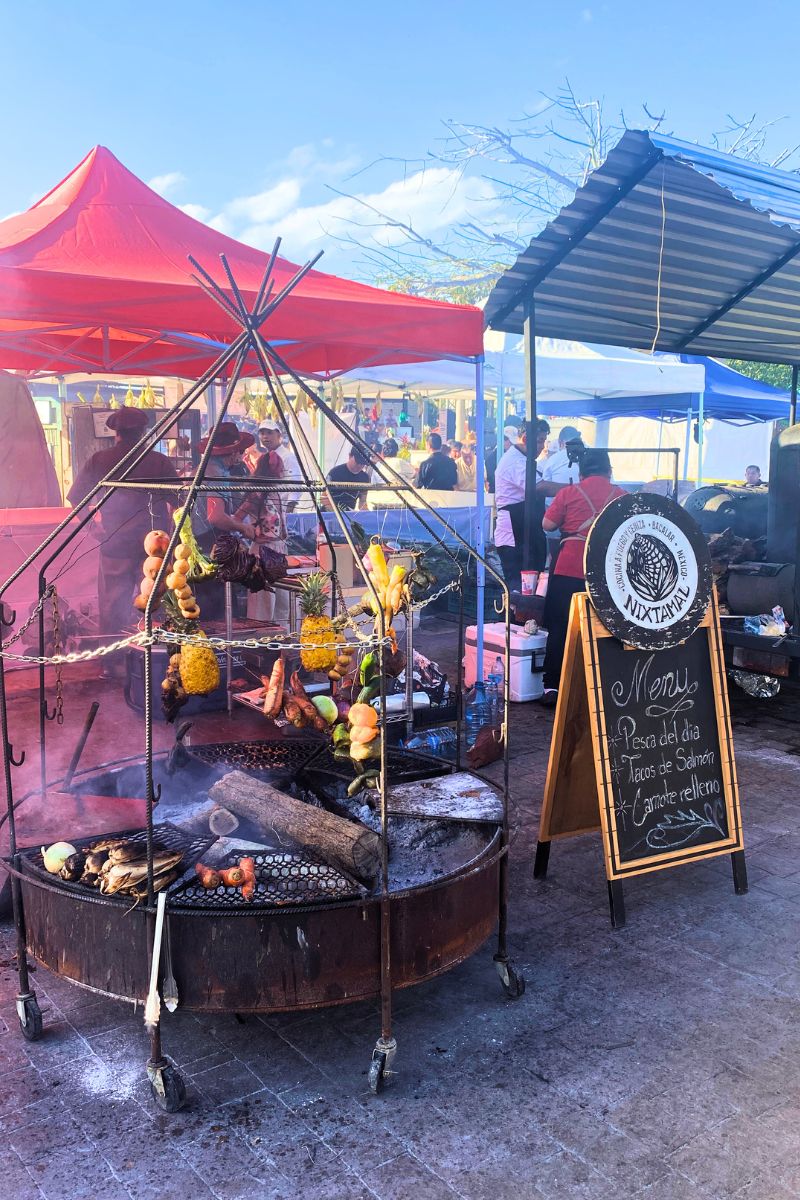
[4,0,800,276]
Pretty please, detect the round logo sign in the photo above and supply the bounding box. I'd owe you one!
[585,493,711,649]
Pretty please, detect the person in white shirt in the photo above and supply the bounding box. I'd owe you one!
[540,426,585,488]
[254,419,302,510]
[493,420,551,591]
[371,437,416,486]
[540,426,585,569]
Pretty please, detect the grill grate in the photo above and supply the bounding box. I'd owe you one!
[172,849,365,908]
[185,739,324,778]
[23,824,214,901]
[301,745,452,785]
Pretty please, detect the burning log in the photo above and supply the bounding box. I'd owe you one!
[209,770,381,884]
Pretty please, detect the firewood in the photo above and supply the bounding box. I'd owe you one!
[208,770,381,884]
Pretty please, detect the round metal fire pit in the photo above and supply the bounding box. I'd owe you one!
[12,751,504,1014]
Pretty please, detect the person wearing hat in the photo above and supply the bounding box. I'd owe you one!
[251,419,302,509]
[68,407,178,658]
[493,419,551,592]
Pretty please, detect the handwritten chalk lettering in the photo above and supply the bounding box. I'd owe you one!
[675,747,716,772]
[598,629,729,863]
[610,653,699,720]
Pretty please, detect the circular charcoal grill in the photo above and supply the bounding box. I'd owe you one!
[8,751,503,1015]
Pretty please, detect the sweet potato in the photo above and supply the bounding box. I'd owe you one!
[262,657,285,719]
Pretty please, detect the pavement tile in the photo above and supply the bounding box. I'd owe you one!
[0,655,799,1199]
[190,1058,265,1108]
[361,1152,459,1198]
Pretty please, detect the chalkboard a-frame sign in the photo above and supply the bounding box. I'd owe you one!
[535,494,746,928]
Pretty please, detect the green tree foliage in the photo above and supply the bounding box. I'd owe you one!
[725,360,792,391]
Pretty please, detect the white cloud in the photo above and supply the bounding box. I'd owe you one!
[225,178,302,225]
[179,202,211,222]
[581,7,593,20]
[232,166,499,257]
[147,171,185,197]
[151,142,501,268]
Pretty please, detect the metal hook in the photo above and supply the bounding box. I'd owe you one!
[7,745,25,768]
[43,701,58,722]
[494,598,505,614]
[0,604,16,628]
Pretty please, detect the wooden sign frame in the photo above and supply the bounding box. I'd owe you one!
[535,589,746,927]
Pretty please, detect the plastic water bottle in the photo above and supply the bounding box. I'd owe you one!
[400,727,458,756]
[487,656,505,725]
[493,655,506,721]
[464,681,491,749]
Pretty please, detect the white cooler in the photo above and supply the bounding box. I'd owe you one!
[463,623,547,702]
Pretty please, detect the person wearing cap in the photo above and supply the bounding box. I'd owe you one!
[68,407,178,657]
[253,419,302,509]
[493,420,550,592]
[540,425,585,571]
[326,448,372,510]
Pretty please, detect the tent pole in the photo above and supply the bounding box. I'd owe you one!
[791,365,798,426]
[475,359,486,683]
[683,405,692,481]
[697,392,705,488]
[522,294,538,570]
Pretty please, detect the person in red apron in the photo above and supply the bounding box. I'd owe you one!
[539,450,625,704]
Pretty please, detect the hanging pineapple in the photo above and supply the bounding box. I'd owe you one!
[298,572,338,672]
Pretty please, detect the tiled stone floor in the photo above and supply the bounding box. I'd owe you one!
[1,624,799,1198]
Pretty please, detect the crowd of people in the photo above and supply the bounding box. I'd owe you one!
[70,405,628,706]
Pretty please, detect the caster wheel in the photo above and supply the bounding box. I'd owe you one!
[17,995,43,1042]
[148,1064,186,1113]
[495,957,526,1000]
[368,1051,387,1095]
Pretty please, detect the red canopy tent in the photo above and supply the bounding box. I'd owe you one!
[0,146,482,378]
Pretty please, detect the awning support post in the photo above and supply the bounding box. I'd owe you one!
[697,392,705,488]
[683,405,692,481]
[475,358,486,682]
[522,294,538,570]
[791,365,798,426]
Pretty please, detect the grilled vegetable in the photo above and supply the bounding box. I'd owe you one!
[41,842,77,874]
[239,857,256,902]
[195,863,221,889]
[98,849,182,896]
[59,852,86,882]
[219,865,245,887]
[262,657,285,718]
[282,691,306,728]
[312,695,338,725]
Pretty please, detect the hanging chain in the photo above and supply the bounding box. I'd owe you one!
[51,585,65,724]
[0,585,56,650]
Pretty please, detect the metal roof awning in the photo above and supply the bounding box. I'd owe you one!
[484,130,800,365]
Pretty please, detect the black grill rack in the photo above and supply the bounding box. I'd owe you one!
[300,744,452,785]
[23,824,214,901]
[184,738,324,779]
[171,848,366,908]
